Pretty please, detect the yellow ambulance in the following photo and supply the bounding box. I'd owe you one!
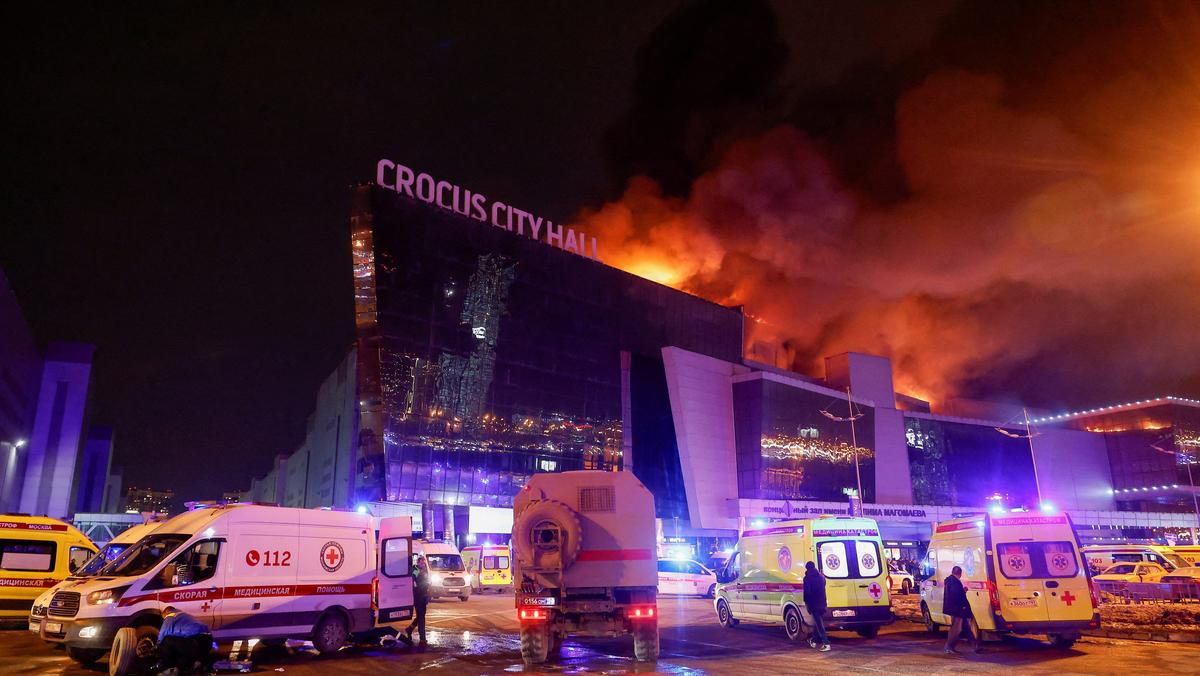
[920,512,1099,648]
[461,544,512,593]
[1,514,97,622]
[713,516,892,641]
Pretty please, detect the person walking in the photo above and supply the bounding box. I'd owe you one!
[402,556,431,647]
[154,606,213,674]
[943,565,980,654]
[802,561,831,652]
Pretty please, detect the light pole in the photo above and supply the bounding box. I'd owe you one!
[995,408,1044,508]
[1150,435,1200,543]
[820,387,865,510]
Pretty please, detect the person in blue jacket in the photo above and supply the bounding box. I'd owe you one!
[155,605,214,674]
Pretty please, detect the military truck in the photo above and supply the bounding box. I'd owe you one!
[511,470,659,663]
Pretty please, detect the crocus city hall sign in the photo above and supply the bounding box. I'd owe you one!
[375,159,599,261]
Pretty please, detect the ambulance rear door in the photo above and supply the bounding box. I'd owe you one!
[376,517,414,626]
[991,517,1059,624]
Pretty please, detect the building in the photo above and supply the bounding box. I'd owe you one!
[74,427,115,513]
[249,165,1199,554]
[0,267,44,513]
[124,486,174,515]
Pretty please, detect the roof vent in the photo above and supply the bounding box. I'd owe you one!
[578,486,615,513]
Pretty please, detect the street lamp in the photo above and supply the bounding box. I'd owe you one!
[820,387,865,512]
[995,408,1043,508]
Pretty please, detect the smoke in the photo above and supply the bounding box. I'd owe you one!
[581,2,1200,406]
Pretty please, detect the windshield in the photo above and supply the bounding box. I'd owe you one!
[426,554,464,571]
[99,534,189,577]
[1104,563,1136,575]
[76,543,132,577]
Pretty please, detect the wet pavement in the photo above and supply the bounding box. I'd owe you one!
[3,594,1200,674]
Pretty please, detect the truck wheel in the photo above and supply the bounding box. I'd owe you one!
[67,647,105,665]
[312,612,348,654]
[784,606,804,642]
[716,599,738,628]
[856,625,880,639]
[1048,633,1078,649]
[109,625,158,676]
[519,623,550,664]
[550,631,564,656]
[632,619,659,661]
[921,603,940,635]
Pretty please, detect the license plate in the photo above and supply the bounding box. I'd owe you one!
[831,609,855,618]
[521,596,556,606]
[45,621,62,633]
[1008,598,1038,608]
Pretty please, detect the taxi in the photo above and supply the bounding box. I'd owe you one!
[1093,562,1169,583]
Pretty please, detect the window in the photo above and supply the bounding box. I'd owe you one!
[685,561,705,575]
[1136,565,1155,576]
[484,556,497,569]
[68,546,93,573]
[482,555,509,570]
[102,534,189,577]
[998,542,1080,579]
[382,538,411,578]
[154,539,222,588]
[818,542,849,578]
[857,542,881,578]
[0,539,55,572]
[1106,564,1136,575]
[818,541,881,579]
[425,554,464,571]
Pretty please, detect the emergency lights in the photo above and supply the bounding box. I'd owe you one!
[1039,501,1055,513]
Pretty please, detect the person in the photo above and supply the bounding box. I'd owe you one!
[401,556,431,647]
[802,561,830,652]
[942,565,980,654]
[155,606,213,674]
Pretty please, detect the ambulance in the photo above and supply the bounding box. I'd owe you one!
[30,520,165,636]
[41,504,415,674]
[920,512,1099,649]
[2,514,97,624]
[461,544,512,593]
[413,540,471,601]
[1169,546,1200,566]
[713,516,893,641]
[1080,544,1189,573]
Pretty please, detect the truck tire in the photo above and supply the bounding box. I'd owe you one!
[856,625,880,639]
[784,606,804,642]
[109,625,158,676]
[67,646,105,665]
[550,631,564,656]
[519,623,550,664]
[632,619,659,661]
[512,499,583,570]
[921,603,940,634]
[1049,633,1078,649]
[312,612,348,655]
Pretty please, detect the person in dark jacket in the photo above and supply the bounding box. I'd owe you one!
[802,561,831,652]
[942,565,979,654]
[402,556,431,647]
[155,606,213,674]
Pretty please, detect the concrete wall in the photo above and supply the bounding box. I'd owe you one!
[19,343,94,519]
[303,350,358,508]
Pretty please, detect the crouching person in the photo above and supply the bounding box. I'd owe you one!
[155,606,214,675]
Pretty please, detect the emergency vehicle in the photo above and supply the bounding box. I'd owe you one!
[1080,544,1188,573]
[1170,546,1200,565]
[512,471,659,664]
[462,544,512,593]
[656,559,717,597]
[414,540,471,600]
[714,516,893,641]
[41,504,414,674]
[30,521,165,637]
[920,512,1100,649]
[2,515,97,624]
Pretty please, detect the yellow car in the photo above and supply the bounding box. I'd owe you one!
[1093,562,1168,583]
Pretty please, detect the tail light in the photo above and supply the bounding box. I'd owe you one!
[628,605,656,620]
[371,577,378,611]
[985,580,1001,613]
[519,607,548,621]
[1087,579,1100,609]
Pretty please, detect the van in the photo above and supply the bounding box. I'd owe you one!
[413,540,471,601]
[657,559,717,598]
[30,520,165,636]
[461,544,511,593]
[1,514,97,624]
[42,504,415,674]
[920,512,1099,648]
[1080,544,1189,574]
[714,517,893,641]
[1169,545,1200,566]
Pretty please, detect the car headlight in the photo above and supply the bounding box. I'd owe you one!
[78,625,99,638]
[464,574,472,584]
[86,586,128,605]
[430,573,443,585]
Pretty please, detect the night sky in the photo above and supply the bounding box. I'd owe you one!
[4,2,1198,503]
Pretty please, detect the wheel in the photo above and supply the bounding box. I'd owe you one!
[705,584,716,599]
[856,625,880,639]
[109,625,158,676]
[519,622,550,664]
[459,595,469,602]
[632,619,659,661]
[67,647,104,665]
[1048,633,1078,649]
[921,603,941,635]
[902,579,912,595]
[784,606,804,642]
[550,631,564,656]
[716,599,737,629]
[312,612,348,655]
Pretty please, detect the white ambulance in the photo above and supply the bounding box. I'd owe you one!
[41,504,414,674]
[413,540,471,601]
[920,512,1099,648]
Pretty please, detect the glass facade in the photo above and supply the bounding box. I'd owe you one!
[903,416,1038,508]
[733,378,876,502]
[351,186,743,513]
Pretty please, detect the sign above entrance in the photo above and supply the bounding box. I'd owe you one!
[375,160,599,261]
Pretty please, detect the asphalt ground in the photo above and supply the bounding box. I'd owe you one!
[3,593,1199,675]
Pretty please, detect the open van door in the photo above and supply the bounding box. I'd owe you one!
[376,517,414,626]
